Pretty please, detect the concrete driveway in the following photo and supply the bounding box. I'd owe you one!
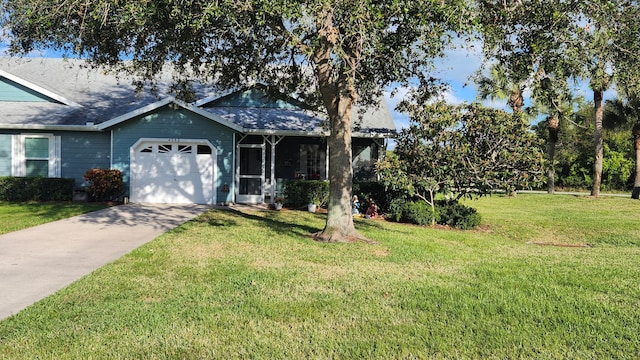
[0,203,210,321]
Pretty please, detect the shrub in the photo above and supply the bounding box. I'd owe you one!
[282,180,329,207]
[387,197,438,226]
[0,177,74,201]
[353,181,395,214]
[83,169,124,202]
[436,199,482,230]
[282,180,400,212]
[385,196,481,229]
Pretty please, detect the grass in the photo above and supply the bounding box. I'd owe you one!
[0,202,110,235]
[0,194,639,359]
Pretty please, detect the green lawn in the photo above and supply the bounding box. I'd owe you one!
[0,202,110,235]
[1,194,639,359]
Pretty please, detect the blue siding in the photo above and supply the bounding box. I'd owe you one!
[0,131,111,185]
[109,106,236,202]
[0,78,58,102]
[59,132,111,186]
[0,134,11,176]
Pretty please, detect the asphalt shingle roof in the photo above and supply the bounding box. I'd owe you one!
[1,57,395,136]
[1,57,179,126]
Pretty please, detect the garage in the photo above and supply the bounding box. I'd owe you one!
[130,140,216,204]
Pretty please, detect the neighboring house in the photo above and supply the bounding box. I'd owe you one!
[0,58,395,205]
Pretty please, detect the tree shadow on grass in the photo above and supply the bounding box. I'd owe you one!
[218,207,414,243]
[187,212,239,228]
[354,217,416,234]
[216,207,324,239]
[353,218,388,231]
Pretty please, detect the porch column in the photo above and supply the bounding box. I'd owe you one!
[374,138,385,181]
[325,142,330,180]
[265,135,284,203]
[270,136,276,202]
[235,134,247,204]
[262,141,266,203]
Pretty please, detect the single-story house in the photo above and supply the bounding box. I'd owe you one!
[0,57,395,205]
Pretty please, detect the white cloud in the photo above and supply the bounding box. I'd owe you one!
[434,39,483,86]
[384,87,411,131]
[441,89,466,105]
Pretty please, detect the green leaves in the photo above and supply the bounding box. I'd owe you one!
[2,0,474,106]
[379,102,545,200]
[2,0,476,237]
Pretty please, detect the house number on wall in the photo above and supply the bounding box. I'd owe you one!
[167,138,181,142]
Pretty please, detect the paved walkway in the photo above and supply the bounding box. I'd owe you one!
[0,203,210,321]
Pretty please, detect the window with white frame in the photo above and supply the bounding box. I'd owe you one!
[300,144,324,180]
[12,134,61,177]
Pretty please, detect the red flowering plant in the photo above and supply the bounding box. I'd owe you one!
[83,168,124,202]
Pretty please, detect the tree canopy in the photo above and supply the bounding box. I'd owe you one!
[477,0,640,197]
[1,0,474,241]
[377,101,545,221]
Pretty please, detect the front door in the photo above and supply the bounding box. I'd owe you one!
[237,144,264,203]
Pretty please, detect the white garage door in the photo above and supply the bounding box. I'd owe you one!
[131,140,216,204]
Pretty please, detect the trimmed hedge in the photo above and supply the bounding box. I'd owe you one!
[387,197,438,226]
[436,199,482,230]
[0,177,75,202]
[386,197,482,230]
[283,180,395,211]
[282,180,329,207]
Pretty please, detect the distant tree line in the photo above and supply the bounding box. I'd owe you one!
[533,98,639,193]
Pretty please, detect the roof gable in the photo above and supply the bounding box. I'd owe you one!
[0,77,59,102]
[1,58,396,137]
[200,84,306,110]
[97,97,244,133]
[0,69,80,106]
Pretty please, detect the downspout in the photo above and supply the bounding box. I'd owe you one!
[234,133,241,204]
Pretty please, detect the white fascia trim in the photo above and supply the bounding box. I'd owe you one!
[242,128,328,137]
[0,124,101,132]
[96,97,245,133]
[239,129,394,139]
[97,97,176,130]
[0,69,82,108]
[351,131,396,139]
[179,102,245,133]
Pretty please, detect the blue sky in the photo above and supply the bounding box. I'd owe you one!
[384,42,618,132]
[0,39,615,133]
[384,42,487,130]
[0,38,481,131]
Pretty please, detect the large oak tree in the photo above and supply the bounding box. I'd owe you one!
[2,0,472,241]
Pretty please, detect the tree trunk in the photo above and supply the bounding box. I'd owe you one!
[632,123,640,199]
[547,114,560,194]
[311,7,362,242]
[591,89,604,197]
[509,89,524,114]
[318,95,360,241]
